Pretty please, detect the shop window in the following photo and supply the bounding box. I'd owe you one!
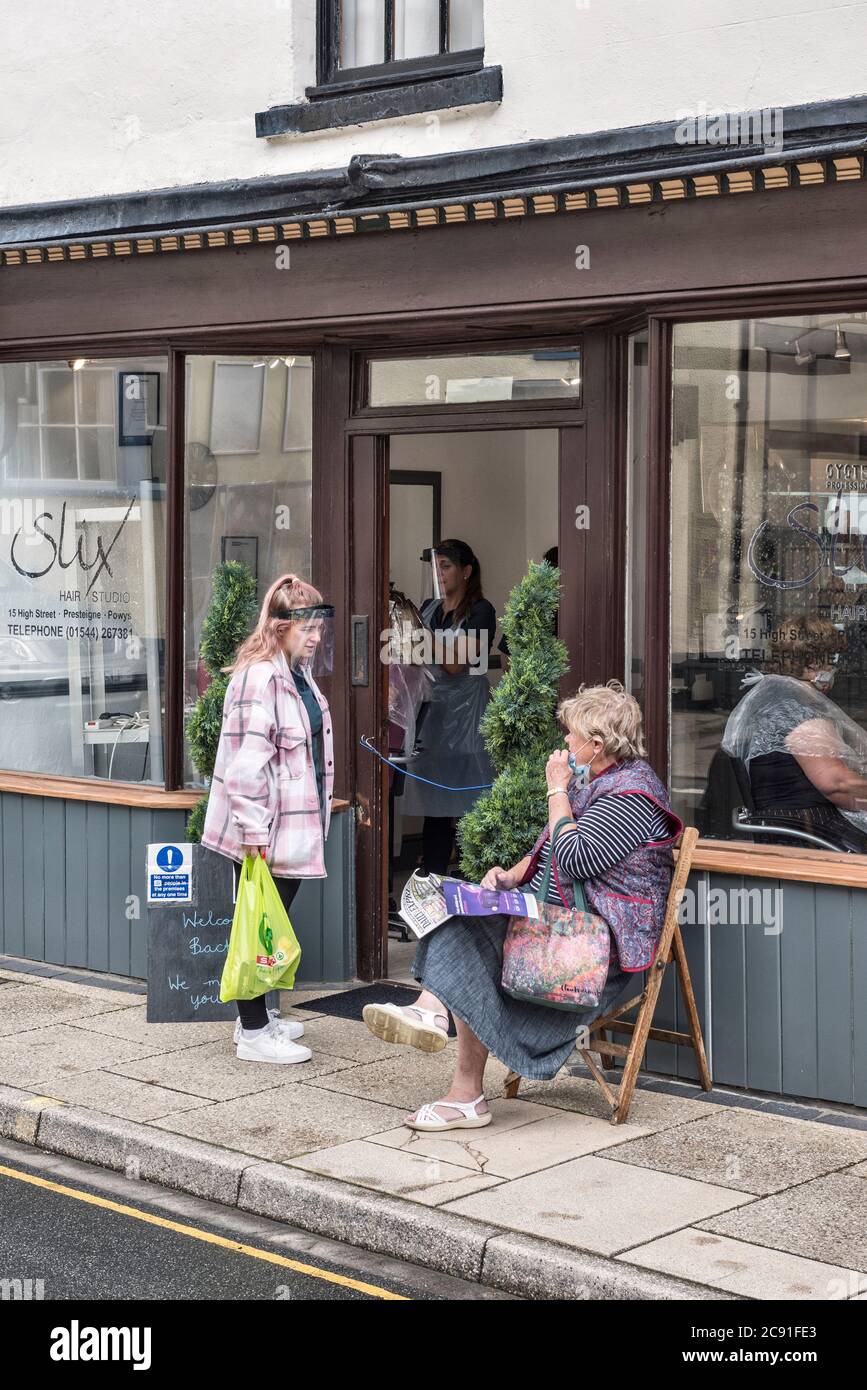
[320,0,484,90]
[0,357,168,781]
[669,313,867,854]
[367,348,582,409]
[183,355,313,787]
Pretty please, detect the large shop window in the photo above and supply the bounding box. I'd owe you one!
[669,314,867,855]
[183,355,313,787]
[0,357,168,781]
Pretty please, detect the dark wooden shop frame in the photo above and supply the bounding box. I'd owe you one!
[4,284,867,977]
[344,325,638,979]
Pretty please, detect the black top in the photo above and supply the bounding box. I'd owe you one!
[750,751,832,812]
[292,668,324,808]
[424,597,497,647]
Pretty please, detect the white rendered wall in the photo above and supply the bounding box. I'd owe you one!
[1,0,865,208]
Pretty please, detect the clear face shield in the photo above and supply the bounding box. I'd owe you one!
[420,546,467,606]
[277,605,335,677]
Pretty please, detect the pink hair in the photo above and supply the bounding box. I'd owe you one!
[224,572,324,675]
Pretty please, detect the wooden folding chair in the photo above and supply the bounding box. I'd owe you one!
[504,827,710,1124]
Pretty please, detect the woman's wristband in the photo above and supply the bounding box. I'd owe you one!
[546,787,569,799]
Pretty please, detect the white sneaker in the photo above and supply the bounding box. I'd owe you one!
[235,1019,312,1065]
[233,1008,305,1046]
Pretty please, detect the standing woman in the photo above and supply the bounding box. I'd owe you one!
[401,540,497,874]
[202,573,336,1064]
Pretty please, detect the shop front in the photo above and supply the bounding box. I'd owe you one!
[1,105,866,1102]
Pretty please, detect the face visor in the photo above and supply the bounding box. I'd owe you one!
[276,605,335,676]
[420,545,469,605]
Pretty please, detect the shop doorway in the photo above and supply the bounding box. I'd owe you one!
[349,410,625,982]
[345,328,630,981]
[385,429,560,978]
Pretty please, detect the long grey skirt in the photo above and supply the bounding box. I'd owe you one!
[411,913,631,1081]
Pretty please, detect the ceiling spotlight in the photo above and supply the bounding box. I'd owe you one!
[834,325,851,360]
[68,358,87,371]
[794,339,815,366]
[267,357,282,369]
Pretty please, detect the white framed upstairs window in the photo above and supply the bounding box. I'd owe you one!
[316,0,485,93]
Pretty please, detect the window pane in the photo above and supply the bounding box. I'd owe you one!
[340,0,385,68]
[0,358,168,783]
[369,348,582,407]
[183,355,313,788]
[394,0,440,60]
[449,0,484,50]
[670,313,867,854]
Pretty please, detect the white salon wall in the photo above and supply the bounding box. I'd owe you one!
[389,428,558,631]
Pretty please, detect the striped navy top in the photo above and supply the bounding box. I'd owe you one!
[528,793,672,905]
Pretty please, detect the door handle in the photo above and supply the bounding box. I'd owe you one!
[351,614,369,686]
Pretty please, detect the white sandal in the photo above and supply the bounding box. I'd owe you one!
[406,1095,492,1132]
[363,1002,449,1053]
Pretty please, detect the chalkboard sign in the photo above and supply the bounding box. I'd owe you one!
[146,844,276,1022]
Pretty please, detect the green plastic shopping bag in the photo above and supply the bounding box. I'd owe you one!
[220,854,302,1002]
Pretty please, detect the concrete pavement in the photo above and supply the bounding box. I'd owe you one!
[1,958,866,1301]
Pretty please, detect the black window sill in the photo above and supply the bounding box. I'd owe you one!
[307,48,486,97]
[255,65,502,139]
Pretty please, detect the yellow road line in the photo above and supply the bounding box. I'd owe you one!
[0,1163,408,1300]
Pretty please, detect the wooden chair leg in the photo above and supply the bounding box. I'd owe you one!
[671,922,712,1091]
[504,1070,521,1099]
[597,1027,615,1070]
[579,1050,618,1111]
[612,957,668,1124]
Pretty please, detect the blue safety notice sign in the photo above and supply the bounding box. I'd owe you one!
[147,843,193,903]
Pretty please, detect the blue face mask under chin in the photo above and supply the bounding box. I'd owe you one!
[567,741,597,787]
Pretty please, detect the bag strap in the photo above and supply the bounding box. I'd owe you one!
[536,815,572,902]
[548,815,590,912]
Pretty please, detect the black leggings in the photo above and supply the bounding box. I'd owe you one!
[422,816,456,875]
[236,875,302,1031]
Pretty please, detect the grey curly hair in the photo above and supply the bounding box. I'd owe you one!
[557,679,647,760]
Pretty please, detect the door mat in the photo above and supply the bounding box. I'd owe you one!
[292,982,458,1037]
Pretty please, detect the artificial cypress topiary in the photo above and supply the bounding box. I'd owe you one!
[456,559,569,881]
[185,561,258,842]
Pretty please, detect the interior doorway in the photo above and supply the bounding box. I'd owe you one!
[384,428,560,980]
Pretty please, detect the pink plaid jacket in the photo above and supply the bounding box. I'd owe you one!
[201,649,334,878]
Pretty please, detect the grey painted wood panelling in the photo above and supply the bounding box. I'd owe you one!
[0,793,355,985]
[645,869,867,1106]
[1,792,863,1103]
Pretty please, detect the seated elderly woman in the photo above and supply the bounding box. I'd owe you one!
[363,681,683,1131]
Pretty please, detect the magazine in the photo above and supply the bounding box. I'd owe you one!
[442,880,540,919]
[399,872,450,939]
[399,870,539,940]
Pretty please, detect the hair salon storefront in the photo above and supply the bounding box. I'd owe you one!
[1,99,866,1106]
